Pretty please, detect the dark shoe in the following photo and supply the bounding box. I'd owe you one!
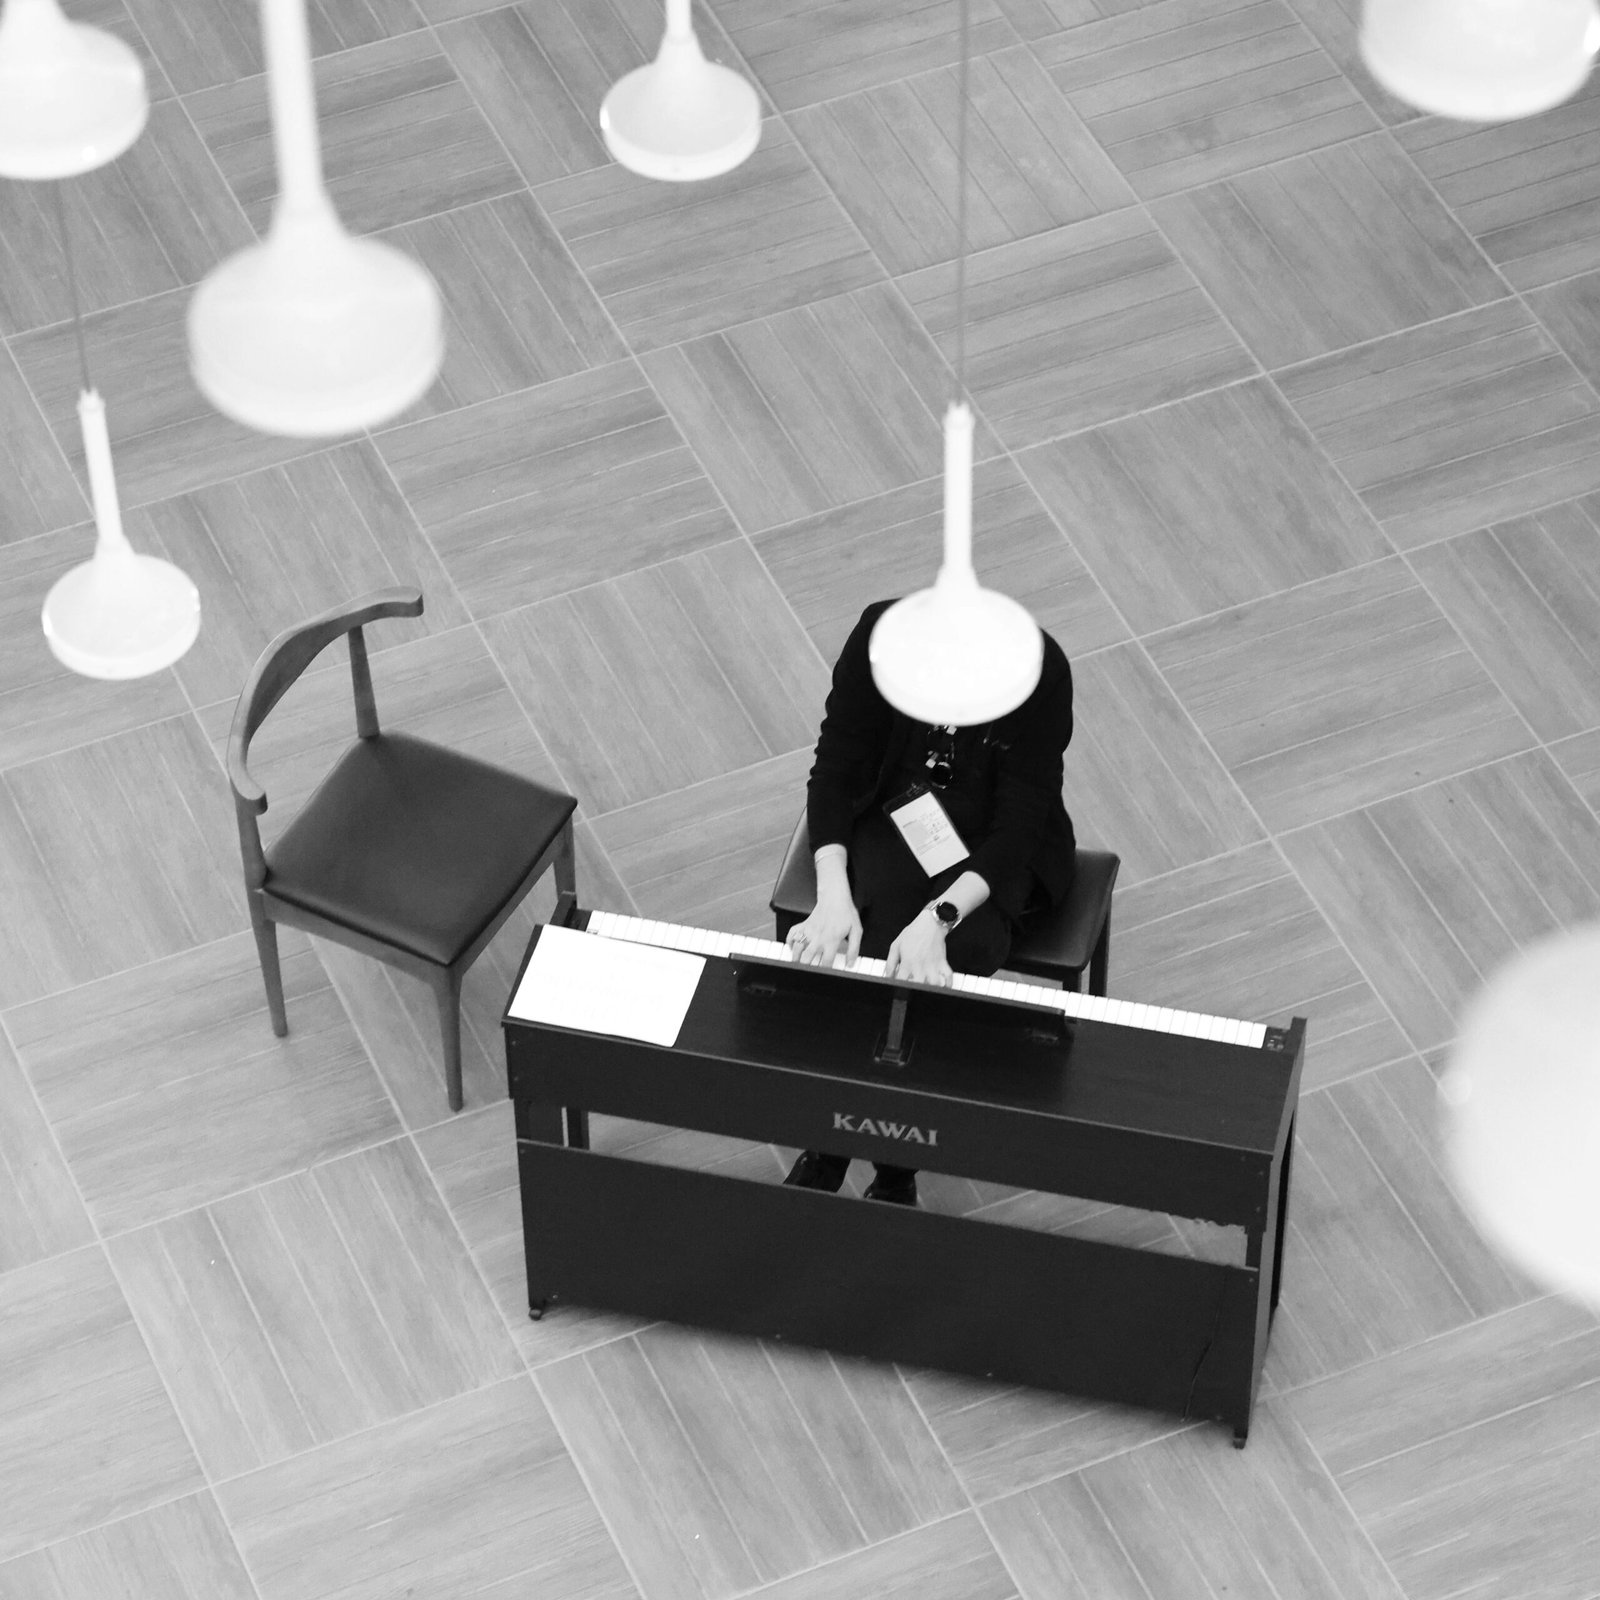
[785,1150,848,1192]
[863,1166,919,1206]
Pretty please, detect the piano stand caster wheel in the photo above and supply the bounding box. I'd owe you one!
[529,1299,551,1322]
[1232,1430,1248,1450]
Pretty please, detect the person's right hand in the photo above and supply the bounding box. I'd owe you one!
[786,891,862,967]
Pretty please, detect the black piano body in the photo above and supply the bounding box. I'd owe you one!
[503,913,1305,1446]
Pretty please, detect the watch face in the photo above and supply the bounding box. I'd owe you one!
[935,900,959,926]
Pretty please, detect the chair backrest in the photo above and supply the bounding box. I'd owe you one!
[227,588,423,883]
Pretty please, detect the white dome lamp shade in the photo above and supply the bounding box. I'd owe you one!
[188,0,442,437]
[600,0,761,181]
[0,0,147,180]
[1438,923,1600,1313]
[1361,0,1600,120]
[867,0,1041,727]
[42,390,200,677]
[869,404,1042,726]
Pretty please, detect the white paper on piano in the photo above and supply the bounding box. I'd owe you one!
[508,924,705,1047]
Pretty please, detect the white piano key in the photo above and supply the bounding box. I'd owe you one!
[569,911,1272,1048]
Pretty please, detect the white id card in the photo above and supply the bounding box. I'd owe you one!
[886,788,970,875]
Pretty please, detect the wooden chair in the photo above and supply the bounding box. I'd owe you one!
[228,588,578,1112]
[769,812,1119,996]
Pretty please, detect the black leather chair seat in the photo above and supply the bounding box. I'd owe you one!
[267,732,577,968]
[1005,848,1119,984]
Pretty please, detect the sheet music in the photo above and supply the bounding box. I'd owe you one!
[508,924,704,1047]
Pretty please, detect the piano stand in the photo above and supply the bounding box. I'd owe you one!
[512,1094,1296,1448]
[505,923,1303,1448]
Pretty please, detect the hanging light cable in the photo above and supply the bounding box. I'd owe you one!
[40,184,200,678]
[187,0,442,437]
[868,0,1042,727]
[0,0,147,180]
[600,0,761,182]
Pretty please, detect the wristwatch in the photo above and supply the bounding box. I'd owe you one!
[930,899,961,932]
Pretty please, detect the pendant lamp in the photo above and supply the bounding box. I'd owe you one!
[1360,0,1600,120]
[868,0,1041,727]
[42,390,200,677]
[0,0,147,180]
[1438,924,1600,1313]
[188,0,442,437]
[599,0,761,182]
[26,143,199,677]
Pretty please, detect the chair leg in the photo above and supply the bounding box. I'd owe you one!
[432,970,465,1113]
[250,898,288,1036]
[552,820,579,927]
[1089,910,1111,999]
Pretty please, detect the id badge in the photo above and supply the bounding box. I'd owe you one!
[884,784,969,876]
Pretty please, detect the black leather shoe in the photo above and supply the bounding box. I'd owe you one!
[785,1151,848,1191]
[863,1168,919,1206]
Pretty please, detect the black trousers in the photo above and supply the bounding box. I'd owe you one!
[813,810,1023,1187]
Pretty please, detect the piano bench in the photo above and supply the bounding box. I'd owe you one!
[768,814,1120,998]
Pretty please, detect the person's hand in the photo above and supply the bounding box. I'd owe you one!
[885,909,954,987]
[787,890,862,967]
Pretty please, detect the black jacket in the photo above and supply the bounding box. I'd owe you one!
[806,600,1076,916]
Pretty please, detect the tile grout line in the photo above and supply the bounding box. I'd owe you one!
[526,1354,665,1600]
[1278,1405,1416,1599]
[1249,341,1572,1056]
[1115,177,1460,1062]
[0,1005,268,1598]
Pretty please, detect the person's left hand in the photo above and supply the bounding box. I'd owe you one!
[885,909,954,987]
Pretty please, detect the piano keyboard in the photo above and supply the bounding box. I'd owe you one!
[585,910,1268,1050]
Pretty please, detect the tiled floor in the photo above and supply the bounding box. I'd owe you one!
[3,0,1600,1597]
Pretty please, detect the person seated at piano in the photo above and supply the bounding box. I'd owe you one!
[783,597,1076,1207]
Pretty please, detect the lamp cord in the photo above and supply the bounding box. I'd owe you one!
[51,183,93,397]
[954,0,970,406]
